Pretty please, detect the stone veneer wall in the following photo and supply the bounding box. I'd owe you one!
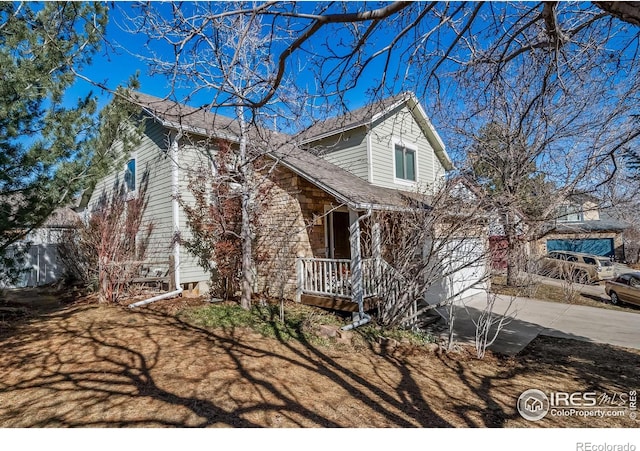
[255,164,339,299]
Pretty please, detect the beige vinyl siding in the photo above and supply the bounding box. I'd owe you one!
[368,105,442,193]
[87,119,175,274]
[312,129,369,181]
[175,140,214,284]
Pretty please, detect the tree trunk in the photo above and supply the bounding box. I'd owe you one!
[237,111,253,310]
[504,212,519,287]
[240,183,253,310]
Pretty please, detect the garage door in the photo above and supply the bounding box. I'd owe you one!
[546,238,614,257]
[425,238,488,304]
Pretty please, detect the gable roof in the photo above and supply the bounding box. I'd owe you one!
[299,93,408,142]
[129,92,242,141]
[270,146,429,211]
[131,91,453,171]
[299,92,454,171]
[124,92,443,210]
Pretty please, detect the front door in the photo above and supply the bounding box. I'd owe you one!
[329,211,351,259]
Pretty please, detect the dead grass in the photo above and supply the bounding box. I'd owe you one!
[0,292,638,428]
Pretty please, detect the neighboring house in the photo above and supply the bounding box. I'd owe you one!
[83,91,488,312]
[534,194,627,260]
[1,207,78,288]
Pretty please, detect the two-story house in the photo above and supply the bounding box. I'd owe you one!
[84,92,488,313]
[534,193,626,260]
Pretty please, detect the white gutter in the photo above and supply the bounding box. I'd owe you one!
[129,131,184,308]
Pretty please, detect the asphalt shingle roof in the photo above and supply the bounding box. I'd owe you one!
[271,146,427,210]
[128,92,430,210]
[298,92,411,142]
[130,91,242,139]
[551,219,627,233]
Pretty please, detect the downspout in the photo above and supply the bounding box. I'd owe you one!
[342,209,374,331]
[129,131,184,308]
[341,313,372,331]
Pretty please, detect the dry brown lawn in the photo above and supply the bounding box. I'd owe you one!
[0,293,638,428]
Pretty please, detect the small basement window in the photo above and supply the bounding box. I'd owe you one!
[394,144,416,182]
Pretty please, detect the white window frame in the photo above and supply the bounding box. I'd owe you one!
[124,154,137,200]
[557,203,584,222]
[391,137,418,186]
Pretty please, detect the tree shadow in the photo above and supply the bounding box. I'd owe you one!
[0,300,637,428]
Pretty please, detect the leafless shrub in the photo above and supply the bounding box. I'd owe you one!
[366,181,491,331]
[472,291,516,359]
[180,141,243,300]
[58,222,98,291]
[58,174,154,303]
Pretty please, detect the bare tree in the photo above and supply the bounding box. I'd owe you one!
[472,292,516,359]
[360,180,490,331]
[115,3,640,106]
[443,37,639,285]
[59,174,154,303]
[599,171,640,265]
[123,3,310,309]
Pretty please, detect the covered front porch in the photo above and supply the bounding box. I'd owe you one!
[295,209,412,320]
[259,148,437,325]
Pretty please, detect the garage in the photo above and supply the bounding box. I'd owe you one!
[546,238,614,257]
[425,237,489,304]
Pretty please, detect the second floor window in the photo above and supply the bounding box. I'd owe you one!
[557,204,583,222]
[125,159,136,192]
[395,144,416,182]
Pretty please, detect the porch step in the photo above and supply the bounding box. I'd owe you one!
[300,294,375,313]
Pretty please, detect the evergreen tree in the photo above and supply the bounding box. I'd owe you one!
[0,3,138,284]
[625,149,640,179]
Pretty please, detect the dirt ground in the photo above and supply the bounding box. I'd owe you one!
[0,292,638,428]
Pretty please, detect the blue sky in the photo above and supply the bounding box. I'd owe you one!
[70,2,411,119]
[64,1,639,179]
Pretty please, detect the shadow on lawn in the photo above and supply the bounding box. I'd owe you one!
[0,302,638,427]
[0,304,450,427]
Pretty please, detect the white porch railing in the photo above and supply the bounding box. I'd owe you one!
[296,257,418,326]
[296,258,353,299]
[296,257,399,301]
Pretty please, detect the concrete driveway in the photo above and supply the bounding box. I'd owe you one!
[438,293,640,355]
[530,273,608,300]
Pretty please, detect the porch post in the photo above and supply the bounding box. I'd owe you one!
[372,220,382,285]
[349,210,364,317]
[295,258,303,303]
